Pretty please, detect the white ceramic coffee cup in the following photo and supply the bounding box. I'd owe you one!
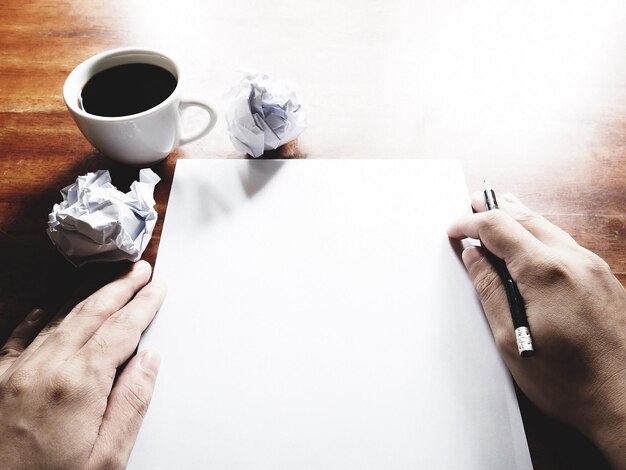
[64,47,217,165]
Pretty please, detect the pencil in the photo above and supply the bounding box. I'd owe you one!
[483,181,535,357]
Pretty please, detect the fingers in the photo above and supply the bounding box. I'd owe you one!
[75,280,166,372]
[32,261,153,366]
[89,350,160,470]
[470,191,578,249]
[494,193,578,248]
[448,209,548,277]
[0,309,47,376]
[461,247,516,356]
[3,269,133,374]
[469,191,488,213]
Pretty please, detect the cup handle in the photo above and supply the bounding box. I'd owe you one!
[178,98,218,146]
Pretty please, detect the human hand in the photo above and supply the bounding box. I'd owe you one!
[0,260,166,470]
[448,192,626,469]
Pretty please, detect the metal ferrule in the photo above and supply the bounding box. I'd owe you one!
[515,327,534,357]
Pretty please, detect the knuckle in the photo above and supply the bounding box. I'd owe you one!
[0,346,21,360]
[121,382,151,418]
[521,255,570,288]
[109,312,138,331]
[50,328,73,348]
[481,209,509,230]
[47,370,84,404]
[514,210,541,228]
[77,296,110,317]
[473,271,502,306]
[37,320,61,340]
[537,258,569,284]
[1,367,36,398]
[107,312,141,339]
[89,331,110,356]
[139,281,164,298]
[121,277,141,299]
[584,251,611,273]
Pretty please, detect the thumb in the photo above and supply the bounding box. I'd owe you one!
[89,350,160,470]
[462,246,516,356]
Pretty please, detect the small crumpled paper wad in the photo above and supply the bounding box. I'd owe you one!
[47,169,160,266]
[225,72,307,158]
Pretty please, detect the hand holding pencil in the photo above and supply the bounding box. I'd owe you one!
[448,191,626,469]
[482,181,534,357]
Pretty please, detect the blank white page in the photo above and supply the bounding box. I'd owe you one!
[129,159,532,470]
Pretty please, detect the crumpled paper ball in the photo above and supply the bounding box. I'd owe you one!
[47,168,160,266]
[225,72,307,158]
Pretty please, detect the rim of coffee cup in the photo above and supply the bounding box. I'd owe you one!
[63,47,181,122]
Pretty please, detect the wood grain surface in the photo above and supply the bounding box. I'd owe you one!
[1,1,624,468]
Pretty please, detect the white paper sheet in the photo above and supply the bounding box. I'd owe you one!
[129,159,532,470]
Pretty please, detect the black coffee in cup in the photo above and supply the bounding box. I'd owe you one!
[81,63,177,117]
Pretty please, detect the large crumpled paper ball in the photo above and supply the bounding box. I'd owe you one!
[225,72,307,158]
[47,168,160,266]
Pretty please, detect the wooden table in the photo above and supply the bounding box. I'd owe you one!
[1,1,624,468]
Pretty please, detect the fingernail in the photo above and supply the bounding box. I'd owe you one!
[470,191,487,212]
[470,191,484,202]
[140,350,161,375]
[28,309,45,323]
[134,260,151,274]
